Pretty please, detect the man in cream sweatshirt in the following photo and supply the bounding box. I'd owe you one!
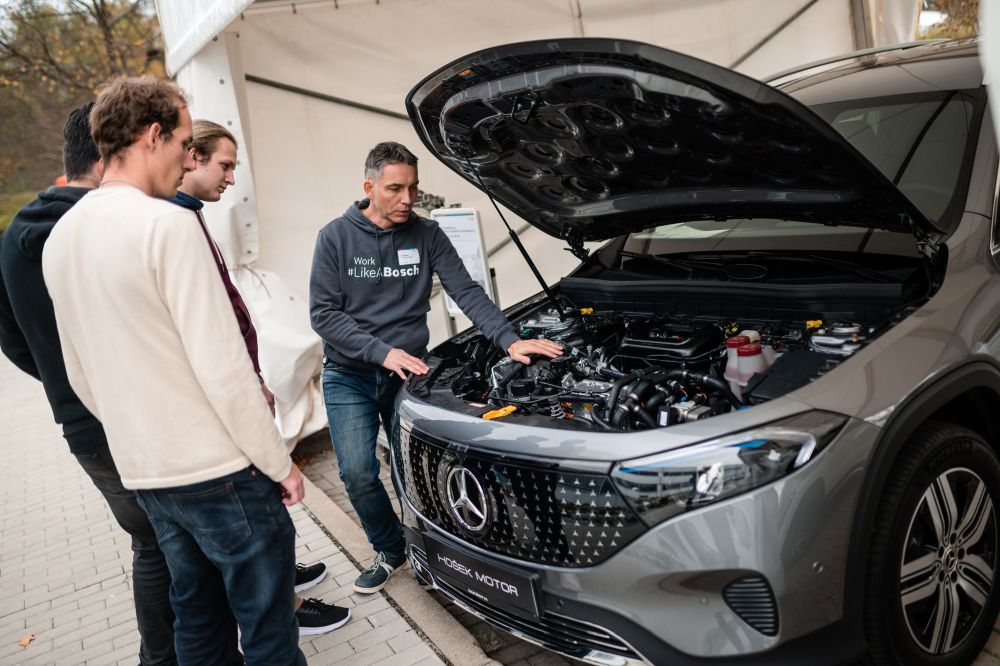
[43,77,306,665]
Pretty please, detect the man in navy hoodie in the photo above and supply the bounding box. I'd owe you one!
[310,141,561,593]
[0,103,177,665]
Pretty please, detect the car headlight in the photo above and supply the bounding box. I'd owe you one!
[611,411,848,527]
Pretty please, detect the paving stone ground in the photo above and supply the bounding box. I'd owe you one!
[0,354,442,666]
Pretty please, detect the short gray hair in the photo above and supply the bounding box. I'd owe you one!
[365,141,418,180]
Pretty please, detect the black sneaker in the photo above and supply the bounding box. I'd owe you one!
[295,598,351,636]
[353,551,406,594]
[294,562,327,593]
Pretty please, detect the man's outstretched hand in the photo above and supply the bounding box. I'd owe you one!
[507,338,563,364]
[383,348,429,380]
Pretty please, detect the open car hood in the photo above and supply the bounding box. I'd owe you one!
[406,38,938,242]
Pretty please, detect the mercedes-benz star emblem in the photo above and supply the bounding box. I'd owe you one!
[445,466,490,533]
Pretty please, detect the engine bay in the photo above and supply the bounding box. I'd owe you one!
[409,305,873,431]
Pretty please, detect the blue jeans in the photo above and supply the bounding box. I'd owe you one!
[136,467,305,666]
[322,359,406,556]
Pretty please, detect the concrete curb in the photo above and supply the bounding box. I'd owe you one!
[299,473,500,666]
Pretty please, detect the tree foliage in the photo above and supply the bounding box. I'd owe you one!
[0,1,164,192]
[921,0,979,40]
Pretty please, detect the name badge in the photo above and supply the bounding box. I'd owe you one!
[398,248,420,265]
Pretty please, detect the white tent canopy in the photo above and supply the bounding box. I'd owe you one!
[154,0,921,443]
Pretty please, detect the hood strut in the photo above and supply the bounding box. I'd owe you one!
[464,155,565,316]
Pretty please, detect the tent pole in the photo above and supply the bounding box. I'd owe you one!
[730,0,822,69]
[568,0,585,37]
[244,74,409,121]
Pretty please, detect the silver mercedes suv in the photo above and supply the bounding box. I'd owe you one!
[392,38,999,665]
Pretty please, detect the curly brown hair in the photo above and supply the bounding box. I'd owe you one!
[190,120,238,161]
[90,76,190,162]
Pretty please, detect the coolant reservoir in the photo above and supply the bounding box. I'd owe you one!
[762,344,778,366]
[737,343,767,387]
[725,335,751,395]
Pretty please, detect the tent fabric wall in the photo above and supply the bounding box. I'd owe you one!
[157,0,255,75]
[867,0,921,47]
[156,0,921,444]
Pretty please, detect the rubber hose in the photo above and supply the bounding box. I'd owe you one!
[591,407,614,430]
[606,371,640,423]
[597,366,626,379]
[627,380,653,403]
[612,379,642,427]
[644,390,668,414]
[658,369,742,407]
[636,409,657,429]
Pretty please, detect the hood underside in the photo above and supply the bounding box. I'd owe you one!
[406,38,937,242]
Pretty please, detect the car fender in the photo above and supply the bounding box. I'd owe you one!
[842,358,1000,640]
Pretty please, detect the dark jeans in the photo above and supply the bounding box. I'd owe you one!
[322,360,406,556]
[136,467,304,666]
[75,442,177,666]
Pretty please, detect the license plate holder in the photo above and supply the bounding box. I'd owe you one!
[423,533,540,619]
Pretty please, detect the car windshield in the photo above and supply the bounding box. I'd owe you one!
[626,89,984,255]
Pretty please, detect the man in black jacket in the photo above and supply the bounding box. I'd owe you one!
[0,102,179,665]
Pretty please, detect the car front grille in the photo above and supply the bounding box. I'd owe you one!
[396,427,645,567]
[410,544,642,661]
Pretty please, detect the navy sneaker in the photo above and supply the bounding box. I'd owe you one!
[353,551,406,594]
[294,562,327,593]
[295,598,351,636]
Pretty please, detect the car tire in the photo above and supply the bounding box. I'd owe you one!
[863,421,1000,665]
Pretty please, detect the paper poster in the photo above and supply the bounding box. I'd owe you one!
[432,208,495,316]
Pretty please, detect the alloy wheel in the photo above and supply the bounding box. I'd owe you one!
[899,467,997,654]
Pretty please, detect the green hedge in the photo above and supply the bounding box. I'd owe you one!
[0,191,38,234]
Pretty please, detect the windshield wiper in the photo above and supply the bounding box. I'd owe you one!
[619,251,728,276]
[622,249,898,283]
[746,251,897,283]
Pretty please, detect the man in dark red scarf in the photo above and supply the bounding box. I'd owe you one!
[171,119,349,637]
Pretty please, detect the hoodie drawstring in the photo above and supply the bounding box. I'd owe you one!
[374,232,384,285]
[393,234,404,301]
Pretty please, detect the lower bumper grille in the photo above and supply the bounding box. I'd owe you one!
[410,544,642,661]
[723,575,779,637]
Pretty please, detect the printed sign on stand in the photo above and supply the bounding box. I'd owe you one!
[432,208,495,317]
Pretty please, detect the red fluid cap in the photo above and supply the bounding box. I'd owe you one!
[726,335,751,348]
[737,343,762,357]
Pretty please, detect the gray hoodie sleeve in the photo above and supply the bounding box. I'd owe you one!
[428,223,520,353]
[309,228,393,365]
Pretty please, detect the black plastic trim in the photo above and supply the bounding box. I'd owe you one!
[560,275,902,321]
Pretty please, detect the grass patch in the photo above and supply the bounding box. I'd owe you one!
[0,191,38,234]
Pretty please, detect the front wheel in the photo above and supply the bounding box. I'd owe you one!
[864,422,1000,665]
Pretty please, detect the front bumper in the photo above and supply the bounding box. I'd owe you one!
[405,527,648,665]
[393,417,880,664]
